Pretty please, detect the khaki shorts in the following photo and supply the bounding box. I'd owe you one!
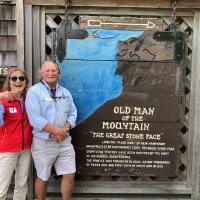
[31,136,76,181]
[0,150,31,200]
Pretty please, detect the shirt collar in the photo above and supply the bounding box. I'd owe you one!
[41,80,59,90]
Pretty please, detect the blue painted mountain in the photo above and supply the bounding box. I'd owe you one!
[59,29,144,124]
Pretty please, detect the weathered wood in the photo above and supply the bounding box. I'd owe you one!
[45,8,194,17]
[189,12,200,200]
[181,17,193,49]
[24,5,33,85]
[183,17,194,29]
[32,6,41,84]
[24,6,34,199]
[0,21,16,35]
[46,14,59,29]
[16,0,24,68]
[0,37,8,51]
[24,0,200,9]
[48,180,191,194]
[0,4,15,20]
[0,36,16,51]
[11,2,195,199]
[0,66,9,76]
[80,16,163,31]
[64,198,191,200]
[41,6,46,64]
[0,52,17,66]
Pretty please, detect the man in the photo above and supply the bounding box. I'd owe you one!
[26,60,77,200]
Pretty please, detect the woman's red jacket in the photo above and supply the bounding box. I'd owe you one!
[0,96,32,152]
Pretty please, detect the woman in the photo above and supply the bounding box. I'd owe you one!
[0,67,32,200]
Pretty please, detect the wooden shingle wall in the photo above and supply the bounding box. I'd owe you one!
[0,0,24,70]
[2,0,200,199]
[0,3,16,67]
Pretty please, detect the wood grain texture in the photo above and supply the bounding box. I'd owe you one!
[24,5,33,84]
[24,0,200,9]
[80,16,163,31]
[189,12,200,200]
[16,0,24,68]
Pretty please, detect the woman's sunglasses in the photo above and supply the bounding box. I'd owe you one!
[10,76,26,82]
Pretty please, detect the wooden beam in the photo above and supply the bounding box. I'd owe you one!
[32,6,41,84]
[46,8,194,17]
[48,180,191,194]
[24,0,200,9]
[24,5,33,84]
[190,12,200,200]
[40,6,46,64]
[16,0,24,68]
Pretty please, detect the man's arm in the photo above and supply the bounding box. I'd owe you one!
[26,88,69,139]
[42,123,68,137]
[25,89,49,132]
[66,92,77,129]
[49,91,77,141]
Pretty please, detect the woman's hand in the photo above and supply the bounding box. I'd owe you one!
[0,91,20,101]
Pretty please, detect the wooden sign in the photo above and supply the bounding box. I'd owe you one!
[80,16,163,31]
[0,66,9,76]
[59,22,185,177]
[72,62,183,177]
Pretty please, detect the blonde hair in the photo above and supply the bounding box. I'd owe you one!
[4,67,29,93]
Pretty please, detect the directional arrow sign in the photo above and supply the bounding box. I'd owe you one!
[88,20,156,29]
[80,16,163,31]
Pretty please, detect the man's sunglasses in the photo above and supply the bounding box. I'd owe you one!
[50,89,66,100]
[10,76,26,82]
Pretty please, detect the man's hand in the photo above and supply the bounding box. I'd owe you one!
[51,124,70,142]
[54,122,71,142]
[43,123,71,142]
[54,134,68,142]
[53,126,68,136]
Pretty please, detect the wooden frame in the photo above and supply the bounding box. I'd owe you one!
[189,12,200,200]
[16,0,24,68]
[24,0,200,9]
[21,1,200,199]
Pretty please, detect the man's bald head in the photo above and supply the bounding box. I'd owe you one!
[41,60,60,74]
[40,60,60,88]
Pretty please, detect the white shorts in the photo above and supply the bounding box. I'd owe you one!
[31,136,76,181]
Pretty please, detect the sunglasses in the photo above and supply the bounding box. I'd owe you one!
[50,89,66,100]
[10,76,26,82]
